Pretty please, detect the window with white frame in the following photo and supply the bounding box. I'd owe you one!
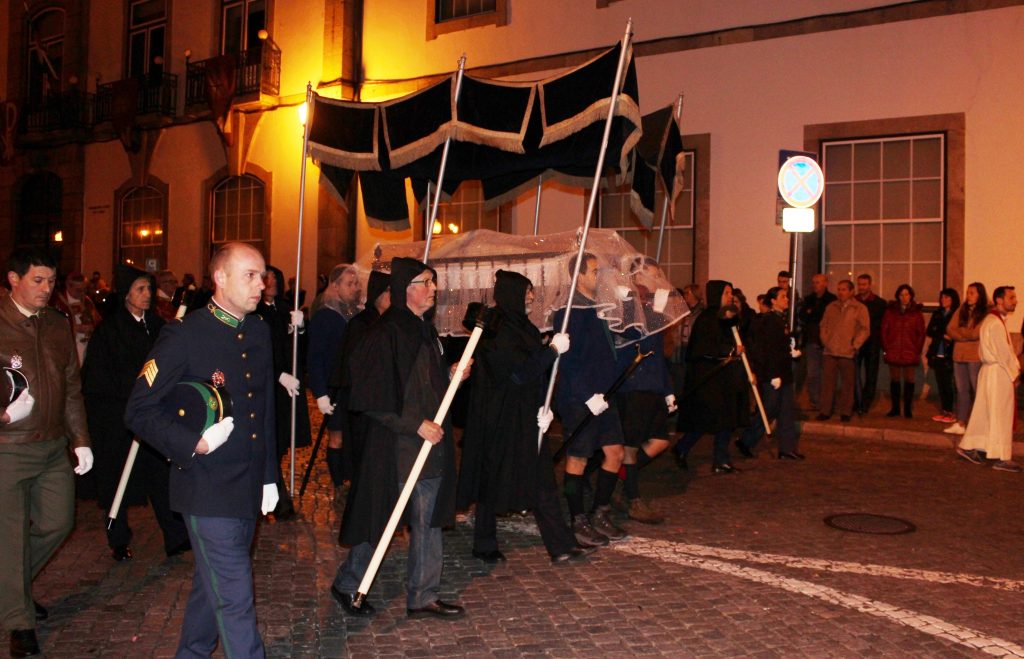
[822,135,944,305]
[127,0,167,78]
[119,185,167,270]
[211,175,267,256]
[430,181,503,236]
[599,150,696,287]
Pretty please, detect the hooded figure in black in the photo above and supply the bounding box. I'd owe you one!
[456,271,585,563]
[673,279,749,473]
[81,264,190,559]
[328,269,391,482]
[256,264,311,520]
[332,257,466,617]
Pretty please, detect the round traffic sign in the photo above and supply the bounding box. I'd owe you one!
[778,156,824,208]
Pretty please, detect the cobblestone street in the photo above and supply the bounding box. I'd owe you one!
[32,428,1024,657]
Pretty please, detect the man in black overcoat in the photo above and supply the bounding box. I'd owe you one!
[331,257,468,619]
[82,264,190,561]
[456,270,589,564]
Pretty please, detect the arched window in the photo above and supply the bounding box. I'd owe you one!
[119,185,167,270]
[211,174,266,257]
[17,172,63,252]
[26,9,65,108]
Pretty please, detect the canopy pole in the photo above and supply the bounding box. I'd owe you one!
[537,19,635,453]
[532,174,544,236]
[422,55,468,263]
[654,93,684,263]
[289,82,314,497]
[423,181,432,240]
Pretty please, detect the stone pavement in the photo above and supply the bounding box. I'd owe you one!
[30,414,1024,658]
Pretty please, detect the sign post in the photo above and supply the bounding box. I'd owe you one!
[777,153,824,331]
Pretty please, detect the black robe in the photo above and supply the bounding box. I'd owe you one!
[339,304,457,546]
[678,280,750,433]
[456,273,557,514]
[81,305,166,508]
[328,304,381,480]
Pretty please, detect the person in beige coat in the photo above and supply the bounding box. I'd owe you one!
[943,282,988,434]
[956,286,1020,471]
[817,280,871,422]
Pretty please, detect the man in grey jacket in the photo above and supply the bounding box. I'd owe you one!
[817,280,870,422]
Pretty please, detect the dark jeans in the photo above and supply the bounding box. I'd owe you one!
[930,356,956,413]
[334,477,443,609]
[675,429,732,466]
[738,383,799,454]
[804,343,823,409]
[954,361,982,422]
[855,343,881,412]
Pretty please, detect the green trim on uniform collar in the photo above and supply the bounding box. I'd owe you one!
[208,302,240,328]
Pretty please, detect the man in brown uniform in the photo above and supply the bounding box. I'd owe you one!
[1,248,93,657]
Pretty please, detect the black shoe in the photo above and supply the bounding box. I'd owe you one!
[111,545,133,562]
[10,629,40,657]
[572,514,609,548]
[711,463,738,474]
[815,414,830,421]
[33,601,47,621]
[166,539,192,557]
[407,600,465,619]
[330,585,376,617]
[551,546,596,564]
[674,452,688,470]
[840,415,851,423]
[471,549,506,564]
[735,441,754,459]
[778,451,805,460]
[589,506,627,541]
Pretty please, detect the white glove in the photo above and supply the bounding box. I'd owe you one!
[278,372,300,397]
[770,377,782,390]
[537,407,554,433]
[550,333,571,354]
[201,416,235,454]
[615,285,632,302]
[317,395,335,416]
[73,446,94,475]
[790,348,802,359]
[3,389,34,424]
[665,394,678,414]
[288,310,304,334]
[261,483,279,515]
[585,393,609,416]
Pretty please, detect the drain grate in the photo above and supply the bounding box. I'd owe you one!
[824,513,916,535]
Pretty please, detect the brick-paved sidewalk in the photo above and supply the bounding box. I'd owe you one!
[29,422,1024,657]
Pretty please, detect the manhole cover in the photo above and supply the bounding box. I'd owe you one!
[824,513,916,535]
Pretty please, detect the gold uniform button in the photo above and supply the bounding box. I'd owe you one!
[249,412,256,419]
[237,333,244,340]
[245,372,252,379]
[247,392,254,399]
[241,352,247,359]
[251,433,257,440]
[178,409,185,417]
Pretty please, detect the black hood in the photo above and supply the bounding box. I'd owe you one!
[366,270,390,308]
[389,257,435,312]
[493,270,531,316]
[114,264,154,300]
[264,264,286,305]
[705,279,731,311]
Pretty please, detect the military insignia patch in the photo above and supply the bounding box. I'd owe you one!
[140,359,159,386]
[211,370,226,387]
[10,354,22,369]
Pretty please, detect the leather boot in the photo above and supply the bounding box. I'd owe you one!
[903,382,914,418]
[886,382,901,417]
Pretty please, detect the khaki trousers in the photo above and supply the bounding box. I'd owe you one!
[820,355,856,417]
[0,438,75,631]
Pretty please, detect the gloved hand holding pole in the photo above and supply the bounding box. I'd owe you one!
[732,326,771,435]
[351,319,484,609]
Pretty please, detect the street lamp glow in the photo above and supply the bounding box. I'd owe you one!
[297,102,308,127]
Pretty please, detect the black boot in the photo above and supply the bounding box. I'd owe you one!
[903,382,914,418]
[886,382,901,417]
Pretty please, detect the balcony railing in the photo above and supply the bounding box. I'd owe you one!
[20,91,95,133]
[185,41,281,108]
[95,73,178,122]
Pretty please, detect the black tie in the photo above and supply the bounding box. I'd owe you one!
[139,316,149,335]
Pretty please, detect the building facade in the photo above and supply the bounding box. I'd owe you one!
[2,0,1022,329]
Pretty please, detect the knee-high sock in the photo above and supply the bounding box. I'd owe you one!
[593,469,619,510]
[636,449,653,469]
[563,473,585,518]
[623,463,639,500]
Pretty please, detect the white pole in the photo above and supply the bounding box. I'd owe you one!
[423,181,432,240]
[352,321,485,608]
[289,83,314,497]
[106,440,140,528]
[422,55,468,263]
[537,20,635,453]
[532,174,543,236]
[732,325,772,435]
[654,93,684,263]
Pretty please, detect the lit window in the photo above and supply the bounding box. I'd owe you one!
[431,181,504,235]
[120,185,167,270]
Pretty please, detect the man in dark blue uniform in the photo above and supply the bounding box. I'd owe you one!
[125,242,278,658]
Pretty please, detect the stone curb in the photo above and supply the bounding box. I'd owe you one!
[801,420,1024,457]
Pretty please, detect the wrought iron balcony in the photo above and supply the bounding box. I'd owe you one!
[95,73,178,123]
[19,90,95,133]
[185,41,281,109]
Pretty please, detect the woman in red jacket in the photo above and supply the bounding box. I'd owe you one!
[881,284,927,418]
